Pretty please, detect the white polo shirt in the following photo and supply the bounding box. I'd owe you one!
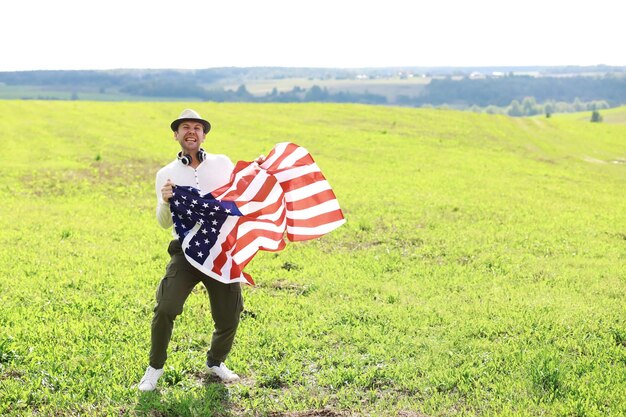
[155,153,234,230]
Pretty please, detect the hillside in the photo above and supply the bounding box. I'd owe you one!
[552,105,626,125]
[0,101,625,416]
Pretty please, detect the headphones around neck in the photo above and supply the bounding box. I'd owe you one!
[177,148,207,165]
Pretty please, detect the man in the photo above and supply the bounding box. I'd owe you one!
[138,109,254,391]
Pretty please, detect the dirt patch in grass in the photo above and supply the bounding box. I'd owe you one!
[259,279,312,295]
[396,411,430,417]
[267,411,345,417]
[267,411,428,417]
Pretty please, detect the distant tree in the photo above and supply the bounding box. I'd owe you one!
[304,85,329,102]
[522,96,539,116]
[507,100,523,117]
[485,105,499,114]
[591,110,603,122]
[573,97,584,111]
[589,100,609,110]
[396,95,415,105]
[235,84,253,99]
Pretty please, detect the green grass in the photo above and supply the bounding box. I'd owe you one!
[0,101,625,416]
[552,105,626,125]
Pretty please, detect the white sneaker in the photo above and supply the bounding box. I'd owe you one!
[206,362,240,382]
[138,366,164,392]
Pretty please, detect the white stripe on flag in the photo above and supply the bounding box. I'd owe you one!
[214,164,256,200]
[277,146,309,170]
[260,142,289,169]
[205,217,240,265]
[285,180,332,202]
[254,205,286,222]
[288,199,341,220]
[238,216,287,235]
[287,218,346,237]
[181,223,201,250]
[273,163,321,183]
[232,169,273,202]
[237,184,283,214]
[232,235,285,264]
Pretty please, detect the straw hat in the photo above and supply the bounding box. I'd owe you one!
[170,109,211,133]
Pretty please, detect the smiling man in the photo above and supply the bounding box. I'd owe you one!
[138,109,243,391]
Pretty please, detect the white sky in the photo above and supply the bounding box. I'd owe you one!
[1,0,623,71]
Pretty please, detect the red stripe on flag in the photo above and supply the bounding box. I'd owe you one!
[247,175,280,204]
[218,173,257,200]
[286,189,339,211]
[211,223,240,277]
[279,171,326,192]
[241,271,254,286]
[211,161,253,196]
[245,197,285,220]
[234,228,286,253]
[270,153,316,174]
[264,143,300,171]
[286,209,345,228]
[291,153,315,168]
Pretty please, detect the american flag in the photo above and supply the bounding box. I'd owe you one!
[170,142,345,285]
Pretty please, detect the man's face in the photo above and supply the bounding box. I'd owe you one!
[174,121,206,154]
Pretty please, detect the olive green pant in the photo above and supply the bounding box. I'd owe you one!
[149,240,244,369]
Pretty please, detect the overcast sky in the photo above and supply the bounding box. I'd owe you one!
[1,0,622,71]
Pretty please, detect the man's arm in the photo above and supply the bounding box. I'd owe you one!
[155,171,174,229]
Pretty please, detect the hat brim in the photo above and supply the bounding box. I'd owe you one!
[171,118,211,134]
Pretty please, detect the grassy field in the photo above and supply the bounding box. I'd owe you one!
[553,106,626,125]
[0,101,625,416]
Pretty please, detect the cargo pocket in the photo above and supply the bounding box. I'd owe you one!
[155,264,178,301]
[229,283,244,313]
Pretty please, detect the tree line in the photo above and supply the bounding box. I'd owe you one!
[405,75,626,107]
[2,69,625,113]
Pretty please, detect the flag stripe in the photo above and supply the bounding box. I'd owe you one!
[288,199,342,220]
[279,171,326,193]
[284,180,332,202]
[287,209,344,229]
[210,223,240,278]
[286,189,338,211]
[272,163,321,183]
[261,142,293,170]
[287,218,346,241]
[237,212,287,235]
[276,146,310,170]
[232,235,287,264]
[237,183,283,214]
[247,198,286,222]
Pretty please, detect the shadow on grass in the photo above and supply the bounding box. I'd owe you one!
[135,381,231,417]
